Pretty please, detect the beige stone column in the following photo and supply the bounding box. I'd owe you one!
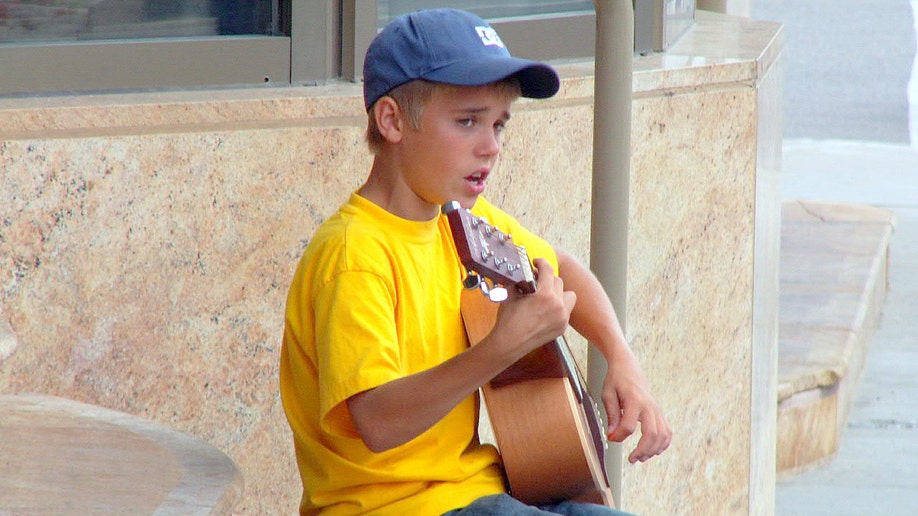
[590,0,634,508]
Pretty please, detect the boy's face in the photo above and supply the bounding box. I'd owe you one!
[396,84,513,214]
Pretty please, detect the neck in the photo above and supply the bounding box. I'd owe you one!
[359,159,440,221]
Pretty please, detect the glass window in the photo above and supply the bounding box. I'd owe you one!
[339,0,597,81]
[378,1,594,25]
[0,1,281,44]
[0,0,296,97]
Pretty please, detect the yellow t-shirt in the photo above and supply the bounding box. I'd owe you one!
[280,193,557,515]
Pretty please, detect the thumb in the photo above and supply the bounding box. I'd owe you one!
[563,290,577,314]
[605,395,622,439]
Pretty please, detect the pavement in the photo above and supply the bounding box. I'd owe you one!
[775,139,918,515]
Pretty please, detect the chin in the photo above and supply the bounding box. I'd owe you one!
[457,196,480,210]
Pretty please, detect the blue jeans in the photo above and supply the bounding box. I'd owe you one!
[443,494,635,515]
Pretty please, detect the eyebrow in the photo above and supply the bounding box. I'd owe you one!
[456,106,512,121]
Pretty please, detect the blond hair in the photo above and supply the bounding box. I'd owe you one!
[365,78,521,154]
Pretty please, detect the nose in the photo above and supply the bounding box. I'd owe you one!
[476,127,501,157]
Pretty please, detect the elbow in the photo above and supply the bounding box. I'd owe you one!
[347,394,399,453]
[353,419,394,453]
[360,432,395,454]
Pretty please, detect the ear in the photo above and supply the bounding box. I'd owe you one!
[373,96,406,144]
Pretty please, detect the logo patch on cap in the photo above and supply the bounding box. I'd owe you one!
[475,26,505,48]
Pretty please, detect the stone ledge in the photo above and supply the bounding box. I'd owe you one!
[776,200,896,477]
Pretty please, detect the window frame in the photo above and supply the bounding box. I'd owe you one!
[0,37,292,96]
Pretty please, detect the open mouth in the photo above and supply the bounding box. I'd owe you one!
[466,171,488,185]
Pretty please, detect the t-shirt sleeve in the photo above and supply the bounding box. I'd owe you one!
[313,269,403,438]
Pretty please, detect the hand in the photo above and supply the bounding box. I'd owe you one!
[491,258,577,359]
[603,361,672,464]
[549,248,671,463]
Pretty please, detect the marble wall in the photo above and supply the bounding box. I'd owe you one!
[0,12,783,515]
[621,13,783,514]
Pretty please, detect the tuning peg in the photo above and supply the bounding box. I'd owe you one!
[463,272,481,290]
[487,285,508,303]
[478,280,508,302]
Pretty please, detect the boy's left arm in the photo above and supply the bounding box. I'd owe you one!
[556,249,673,464]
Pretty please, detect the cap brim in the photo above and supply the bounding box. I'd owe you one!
[422,57,560,99]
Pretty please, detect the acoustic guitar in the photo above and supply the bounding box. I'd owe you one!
[442,201,615,507]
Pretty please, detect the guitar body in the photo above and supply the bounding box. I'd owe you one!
[485,378,609,506]
[442,200,615,507]
[462,290,615,507]
[461,289,615,507]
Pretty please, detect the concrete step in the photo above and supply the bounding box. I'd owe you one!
[776,200,896,477]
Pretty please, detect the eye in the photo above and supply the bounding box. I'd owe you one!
[457,117,475,128]
[494,120,507,133]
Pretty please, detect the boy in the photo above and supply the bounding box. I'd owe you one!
[280,9,671,515]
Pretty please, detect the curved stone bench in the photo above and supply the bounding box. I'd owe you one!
[0,317,16,366]
[0,394,243,515]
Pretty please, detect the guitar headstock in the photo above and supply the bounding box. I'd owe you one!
[443,201,536,297]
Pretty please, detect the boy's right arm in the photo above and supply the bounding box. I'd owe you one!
[347,258,575,453]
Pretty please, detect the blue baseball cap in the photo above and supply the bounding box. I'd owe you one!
[363,9,561,111]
